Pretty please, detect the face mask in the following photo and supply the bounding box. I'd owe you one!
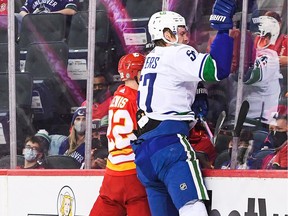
[272,131,287,148]
[93,89,110,103]
[23,148,38,162]
[92,138,101,149]
[74,121,86,133]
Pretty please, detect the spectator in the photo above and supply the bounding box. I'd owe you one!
[216,130,253,169]
[81,74,113,120]
[0,0,7,15]
[34,129,51,155]
[89,53,151,216]
[18,135,47,169]
[133,0,235,213]
[19,0,78,17]
[272,141,287,169]
[262,114,288,169]
[91,116,109,169]
[58,107,86,167]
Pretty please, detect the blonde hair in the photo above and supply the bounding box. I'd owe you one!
[60,193,73,216]
[67,127,81,155]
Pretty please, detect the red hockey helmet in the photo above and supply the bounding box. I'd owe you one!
[118,53,145,81]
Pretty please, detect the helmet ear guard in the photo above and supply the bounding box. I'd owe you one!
[118,53,145,81]
[148,11,186,43]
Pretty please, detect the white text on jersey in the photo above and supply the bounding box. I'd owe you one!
[110,96,129,108]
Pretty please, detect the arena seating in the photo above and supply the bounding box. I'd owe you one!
[0,43,20,72]
[0,72,35,155]
[67,10,110,50]
[45,155,82,169]
[24,41,82,134]
[19,13,67,51]
[0,155,25,168]
[0,15,18,43]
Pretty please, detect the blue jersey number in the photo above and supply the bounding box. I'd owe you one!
[186,50,196,61]
[138,73,157,113]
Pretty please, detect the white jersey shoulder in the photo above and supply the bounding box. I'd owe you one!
[138,44,207,121]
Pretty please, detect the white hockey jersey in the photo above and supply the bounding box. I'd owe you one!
[138,44,218,121]
[244,48,282,123]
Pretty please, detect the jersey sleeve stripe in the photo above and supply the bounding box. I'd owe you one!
[244,67,262,84]
[199,53,208,80]
[108,153,135,165]
[199,54,219,82]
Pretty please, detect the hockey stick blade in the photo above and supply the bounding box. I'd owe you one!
[213,111,226,145]
[234,100,249,137]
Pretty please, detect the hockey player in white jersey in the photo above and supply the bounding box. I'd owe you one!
[131,0,236,216]
[229,15,283,124]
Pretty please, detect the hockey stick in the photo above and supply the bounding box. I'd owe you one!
[199,116,214,144]
[212,111,226,146]
[230,100,249,169]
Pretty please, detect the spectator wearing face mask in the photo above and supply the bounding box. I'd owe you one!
[271,114,288,169]
[81,74,113,120]
[269,116,288,149]
[18,135,48,169]
[261,113,288,169]
[58,107,86,166]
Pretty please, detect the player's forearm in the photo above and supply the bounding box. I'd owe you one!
[209,32,234,80]
[208,0,236,80]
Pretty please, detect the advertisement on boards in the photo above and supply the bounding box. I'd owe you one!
[0,170,287,216]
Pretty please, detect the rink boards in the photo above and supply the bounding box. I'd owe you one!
[0,169,287,216]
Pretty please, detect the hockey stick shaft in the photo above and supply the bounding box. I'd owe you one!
[230,100,249,169]
[200,117,214,144]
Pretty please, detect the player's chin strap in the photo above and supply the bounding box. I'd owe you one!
[134,76,139,85]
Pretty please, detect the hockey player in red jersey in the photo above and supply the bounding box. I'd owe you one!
[89,53,151,216]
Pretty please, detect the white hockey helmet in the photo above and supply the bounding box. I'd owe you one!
[258,16,280,45]
[148,11,186,42]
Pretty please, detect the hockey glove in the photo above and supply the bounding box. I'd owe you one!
[191,83,209,120]
[210,0,236,31]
